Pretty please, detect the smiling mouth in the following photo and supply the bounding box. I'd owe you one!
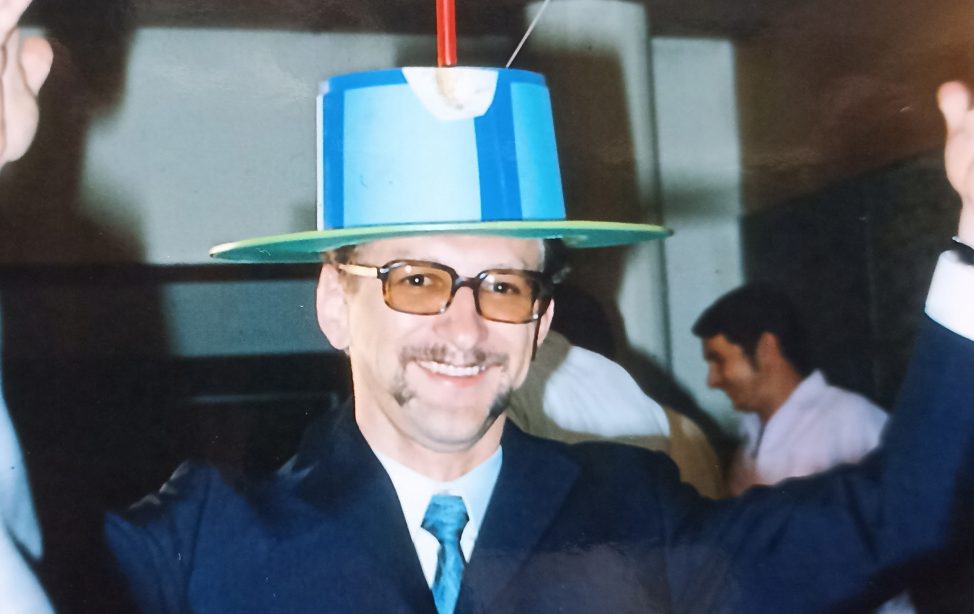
[416,360,488,378]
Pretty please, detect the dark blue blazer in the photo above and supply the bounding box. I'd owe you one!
[106,318,974,613]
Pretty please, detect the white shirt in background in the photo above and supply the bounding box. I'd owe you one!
[728,370,888,496]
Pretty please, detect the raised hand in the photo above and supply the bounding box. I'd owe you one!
[938,81,974,243]
[0,0,52,168]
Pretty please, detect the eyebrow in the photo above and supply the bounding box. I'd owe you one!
[371,255,535,271]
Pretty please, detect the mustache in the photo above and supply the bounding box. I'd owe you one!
[399,345,508,369]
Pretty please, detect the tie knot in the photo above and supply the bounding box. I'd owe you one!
[422,494,469,544]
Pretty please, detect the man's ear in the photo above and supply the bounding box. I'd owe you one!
[316,264,350,351]
[535,298,555,347]
[755,331,782,367]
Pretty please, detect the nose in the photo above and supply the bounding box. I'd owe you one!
[433,285,488,350]
[706,365,721,389]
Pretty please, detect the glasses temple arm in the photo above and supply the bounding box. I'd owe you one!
[337,263,381,279]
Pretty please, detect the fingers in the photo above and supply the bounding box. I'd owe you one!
[0,28,35,163]
[939,82,974,193]
[0,0,44,167]
[939,81,974,241]
[20,36,51,95]
[0,0,32,40]
[0,25,50,164]
[939,81,971,136]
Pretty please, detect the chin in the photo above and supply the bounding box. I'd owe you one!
[417,425,496,452]
[415,403,501,447]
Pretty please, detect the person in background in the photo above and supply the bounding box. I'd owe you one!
[0,0,54,611]
[693,284,912,613]
[692,283,888,496]
[508,330,725,498]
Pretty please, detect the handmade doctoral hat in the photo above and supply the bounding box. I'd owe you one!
[210,66,669,263]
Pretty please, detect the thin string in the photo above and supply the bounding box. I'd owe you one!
[505,0,553,68]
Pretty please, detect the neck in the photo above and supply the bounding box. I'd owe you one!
[754,367,805,424]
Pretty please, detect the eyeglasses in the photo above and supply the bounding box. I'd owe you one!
[337,259,553,324]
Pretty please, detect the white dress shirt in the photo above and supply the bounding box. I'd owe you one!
[374,447,503,587]
[728,370,888,496]
[927,249,974,340]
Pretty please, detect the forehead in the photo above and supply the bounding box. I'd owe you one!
[702,334,743,359]
[355,234,544,271]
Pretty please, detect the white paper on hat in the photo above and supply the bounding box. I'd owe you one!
[403,67,498,121]
[511,331,670,439]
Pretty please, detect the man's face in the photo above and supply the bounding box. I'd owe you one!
[317,234,552,463]
[701,334,765,413]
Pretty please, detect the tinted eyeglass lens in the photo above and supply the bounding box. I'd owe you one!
[384,263,453,315]
[380,261,545,323]
[478,272,539,323]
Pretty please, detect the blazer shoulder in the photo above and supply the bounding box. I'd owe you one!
[560,437,687,492]
[104,461,239,612]
[112,461,245,524]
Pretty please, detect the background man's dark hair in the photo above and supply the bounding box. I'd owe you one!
[692,283,815,376]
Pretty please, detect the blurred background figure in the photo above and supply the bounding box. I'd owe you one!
[693,283,914,612]
[692,283,888,495]
[509,331,725,499]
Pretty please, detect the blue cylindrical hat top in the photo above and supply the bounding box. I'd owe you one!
[317,67,566,231]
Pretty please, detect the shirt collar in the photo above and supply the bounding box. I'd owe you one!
[740,370,829,439]
[373,446,503,540]
[782,369,827,412]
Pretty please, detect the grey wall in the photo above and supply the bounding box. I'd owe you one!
[744,150,958,409]
[653,38,743,430]
[4,28,509,266]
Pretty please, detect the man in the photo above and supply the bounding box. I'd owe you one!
[102,64,974,613]
[0,1,54,611]
[692,283,888,496]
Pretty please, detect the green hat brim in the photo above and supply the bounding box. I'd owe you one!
[210,220,671,263]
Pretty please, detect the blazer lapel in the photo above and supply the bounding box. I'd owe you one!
[457,422,579,612]
[286,403,436,613]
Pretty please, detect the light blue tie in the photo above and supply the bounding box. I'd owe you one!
[422,494,469,614]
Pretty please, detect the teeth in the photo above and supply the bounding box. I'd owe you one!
[417,360,485,377]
